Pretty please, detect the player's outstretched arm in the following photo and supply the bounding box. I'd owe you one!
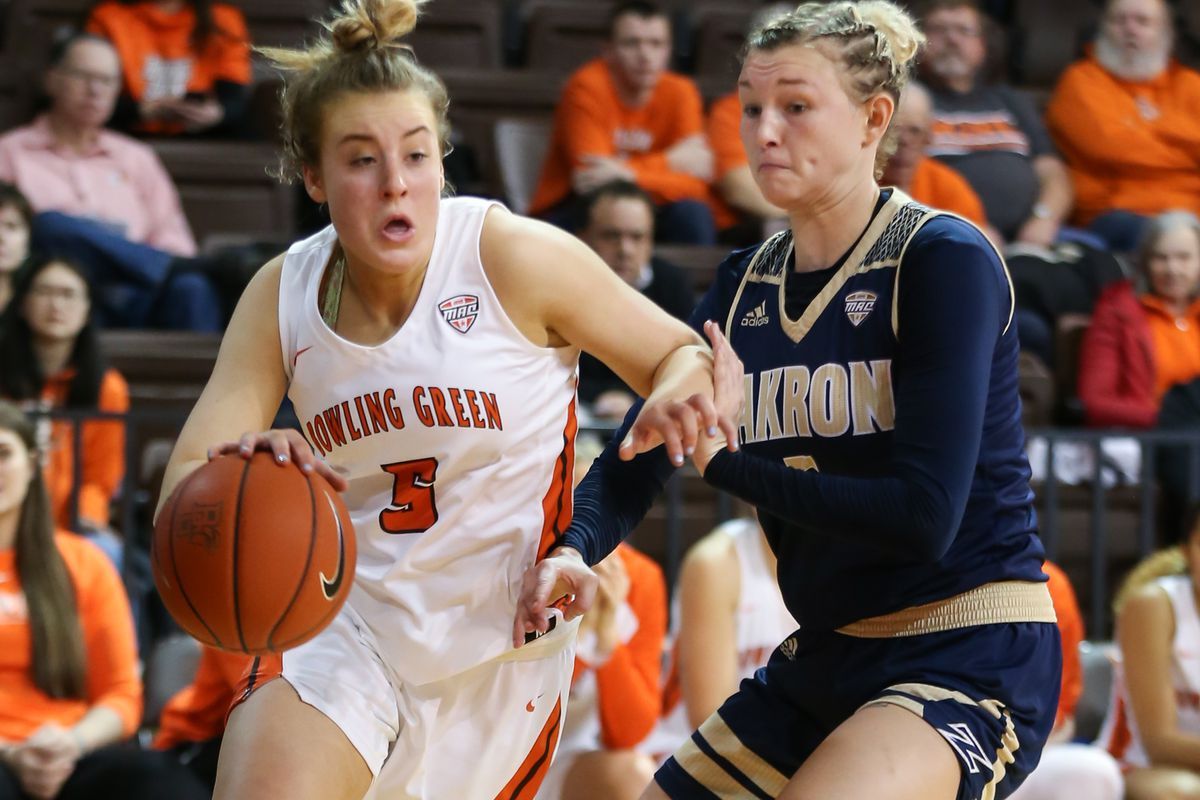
[480,207,736,467]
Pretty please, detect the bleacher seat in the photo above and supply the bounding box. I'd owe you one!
[439,68,565,201]
[149,140,297,247]
[685,5,751,81]
[1010,0,1099,88]
[235,0,331,51]
[493,116,552,215]
[521,1,612,72]
[1076,640,1116,743]
[409,0,503,69]
[142,633,201,729]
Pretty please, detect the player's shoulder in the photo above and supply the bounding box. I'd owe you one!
[905,210,1000,269]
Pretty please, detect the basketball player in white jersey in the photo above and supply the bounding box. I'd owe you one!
[1101,506,1200,799]
[645,515,797,757]
[152,1,736,798]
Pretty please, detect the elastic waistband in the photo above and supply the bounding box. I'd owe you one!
[493,614,580,664]
[835,580,1056,638]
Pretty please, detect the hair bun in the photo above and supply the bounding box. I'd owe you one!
[856,0,924,71]
[328,0,423,55]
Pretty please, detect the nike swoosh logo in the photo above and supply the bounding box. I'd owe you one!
[292,345,313,368]
[319,492,345,600]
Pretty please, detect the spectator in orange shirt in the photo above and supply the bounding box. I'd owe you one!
[0,400,206,800]
[530,1,717,244]
[1046,0,1200,252]
[881,82,990,231]
[0,184,32,318]
[153,647,251,791]
[85,0,252,136]
[0,256,128,566]
[1008,562,1123,800]
[706,92,784,238]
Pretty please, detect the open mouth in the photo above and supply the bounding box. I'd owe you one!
[382,215,414,241]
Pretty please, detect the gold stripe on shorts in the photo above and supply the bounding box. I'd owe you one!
[835,581,1055,638]
[674,713,790,798]
[861,683,1021,800]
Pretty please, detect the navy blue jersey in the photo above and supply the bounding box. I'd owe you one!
[565,190,1046,629]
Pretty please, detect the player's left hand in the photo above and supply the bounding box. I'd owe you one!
[512,546,598,648]
[692,321,745,475]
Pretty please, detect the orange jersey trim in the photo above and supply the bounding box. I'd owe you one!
[495,695,563,800]
[537,399,577,560]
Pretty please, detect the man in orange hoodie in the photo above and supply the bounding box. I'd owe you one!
[1047,0,1200,252]
[530,1,717,244]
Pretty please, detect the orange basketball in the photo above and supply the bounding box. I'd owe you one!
[152,452,356,655]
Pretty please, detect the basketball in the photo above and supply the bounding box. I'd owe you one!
[152,452,356,655]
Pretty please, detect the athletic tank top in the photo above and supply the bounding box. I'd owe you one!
[646,519,798,755]
[278,197,579,685]
[1100,574,1200,767]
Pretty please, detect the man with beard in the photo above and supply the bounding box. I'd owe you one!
[1047,0,1200,252]
[918,0,1074,248]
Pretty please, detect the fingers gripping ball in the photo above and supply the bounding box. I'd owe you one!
[152,452,356,654]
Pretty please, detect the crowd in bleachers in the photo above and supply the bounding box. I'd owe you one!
[0,0,1197,797]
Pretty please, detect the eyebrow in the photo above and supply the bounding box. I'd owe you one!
[336,125,432,146]
[738,77,813,89]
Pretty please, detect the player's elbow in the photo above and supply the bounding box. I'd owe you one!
[904,488,961,562]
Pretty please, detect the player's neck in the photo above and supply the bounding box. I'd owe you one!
[339,255,430,344]
[787,180,881,273]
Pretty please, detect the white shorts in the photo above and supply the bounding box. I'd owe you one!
[235,601,577,800]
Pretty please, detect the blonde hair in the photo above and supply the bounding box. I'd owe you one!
[1113,546,1187,614]
[258,0,451,183]
[744,1,925,178]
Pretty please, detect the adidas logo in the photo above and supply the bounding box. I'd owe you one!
[741,301,770,327]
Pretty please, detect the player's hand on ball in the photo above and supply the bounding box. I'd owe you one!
[207,428,348,492]
[512,546,598,648]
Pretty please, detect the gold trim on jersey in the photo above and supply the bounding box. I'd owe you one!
[887,203,1017,340]
[835,580,1055,638]
[674,713,791,798]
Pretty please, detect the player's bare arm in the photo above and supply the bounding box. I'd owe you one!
[480,206,736,464]
[156,255,344,521]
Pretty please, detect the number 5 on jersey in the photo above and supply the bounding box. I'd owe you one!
[380,457,439,534]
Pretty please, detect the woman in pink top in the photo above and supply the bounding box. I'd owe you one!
[0,33,230,330]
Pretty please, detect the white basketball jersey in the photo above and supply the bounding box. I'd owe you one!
[646,519,798,755]
[278,197,579,686]
[1100,574,1200,767]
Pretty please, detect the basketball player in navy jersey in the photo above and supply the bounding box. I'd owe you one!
[515,2,1061,798]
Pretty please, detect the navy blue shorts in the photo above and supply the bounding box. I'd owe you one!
[656,621,1061,800]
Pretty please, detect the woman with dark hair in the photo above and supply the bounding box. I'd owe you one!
[0,256,128,560]
[0,400,206,800]
[85,0,251,135]
[0,183,33,315]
